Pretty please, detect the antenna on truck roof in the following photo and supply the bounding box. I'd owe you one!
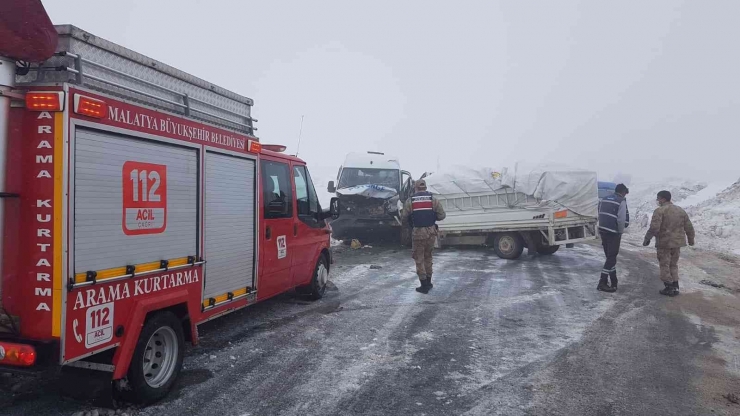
[295,115,304,158]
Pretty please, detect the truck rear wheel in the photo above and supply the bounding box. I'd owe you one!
[124,311,184,404]
[493,232,524,260]
[537,245,560,255]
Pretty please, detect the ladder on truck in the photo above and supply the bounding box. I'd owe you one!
[17,25,257,136]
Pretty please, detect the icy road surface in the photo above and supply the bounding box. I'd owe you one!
[2,242,739,415]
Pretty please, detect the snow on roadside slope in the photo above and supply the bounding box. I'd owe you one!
[625,179,707,230]
[685,179,740,255]
[623,177,740,256]
[679,180,737,207]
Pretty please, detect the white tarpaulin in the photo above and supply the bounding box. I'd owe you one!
[336,184,398,200]
[424,164,599,217]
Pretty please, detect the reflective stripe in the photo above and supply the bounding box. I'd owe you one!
[599,226,618,233]
[412,201,434,210]
[74,256,193,283]
[601,199,621,206]
[600,212,618,219]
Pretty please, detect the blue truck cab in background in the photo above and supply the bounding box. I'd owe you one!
[598,181,617,199]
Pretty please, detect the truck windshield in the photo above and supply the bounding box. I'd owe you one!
[338,168,400,190]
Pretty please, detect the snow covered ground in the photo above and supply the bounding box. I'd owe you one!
[623,177,740,256]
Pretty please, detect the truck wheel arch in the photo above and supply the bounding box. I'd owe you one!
[111,290,196,380]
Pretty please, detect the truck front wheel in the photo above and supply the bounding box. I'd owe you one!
[309,256,329,300]
[124,311,184,404]
[493,232,524,260]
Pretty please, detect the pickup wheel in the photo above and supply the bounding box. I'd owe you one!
[124,311,184,404]
[537,245,560,255]
[493,232,524,260]
[308,255,329,300]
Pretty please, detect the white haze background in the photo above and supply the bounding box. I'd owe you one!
[42,0,740,204]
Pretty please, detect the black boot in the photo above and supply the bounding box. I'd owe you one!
[659,282,677,297]
[609,273,618,291]
[427,274,433,289]
[672,281,679,295]
[416,278,430,294]
[597,276,616,293]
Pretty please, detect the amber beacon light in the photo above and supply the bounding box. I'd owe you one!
[25,92,65,112]
[74,94,108,119]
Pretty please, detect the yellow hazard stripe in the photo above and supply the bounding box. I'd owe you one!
[202,288,249,308]
[52,113,63,337]
[73,256,192,284]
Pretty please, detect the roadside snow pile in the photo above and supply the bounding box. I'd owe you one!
[623,177,740,255]
[626,179,707,230]
[685,179,740,255]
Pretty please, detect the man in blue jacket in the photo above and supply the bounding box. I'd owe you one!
[597,183,630,292]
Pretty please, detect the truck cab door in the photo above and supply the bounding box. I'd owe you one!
[291,165,328,287]
[400,171,413,201]
[258,159,295,300]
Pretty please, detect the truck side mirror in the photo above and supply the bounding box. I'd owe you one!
[321,197,341,221]
[328,181,336,193]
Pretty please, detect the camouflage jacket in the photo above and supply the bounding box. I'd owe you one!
[644,202,695,249]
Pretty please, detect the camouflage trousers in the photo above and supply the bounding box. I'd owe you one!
[411,227,437,280]
[657,247,681,283]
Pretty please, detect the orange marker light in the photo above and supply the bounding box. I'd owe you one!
[25,92,64,112]
[74,94,108,119]
[554,210,568,219]
[248,140,262,153]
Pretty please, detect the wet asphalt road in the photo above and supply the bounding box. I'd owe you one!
[2,242,739,415]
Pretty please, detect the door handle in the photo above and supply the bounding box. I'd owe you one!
[293,224,298,236]
[265,226,271,240]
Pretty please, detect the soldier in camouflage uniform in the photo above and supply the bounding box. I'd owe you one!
[401,179,446,293]
[643,190,695,296]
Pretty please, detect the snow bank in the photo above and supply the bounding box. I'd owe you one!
[624,177,740,256]
[624,179,708,231]
[685,179,740,255]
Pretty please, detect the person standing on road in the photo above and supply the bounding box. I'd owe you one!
[401,179,446,294]
[643,190,695,297]
[597,183,630,293]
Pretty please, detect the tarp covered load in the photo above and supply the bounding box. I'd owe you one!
[424,164,599,218]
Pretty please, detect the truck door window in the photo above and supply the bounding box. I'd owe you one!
[261,161,293,219]
[304,167,320,213]
[294,165,320,223]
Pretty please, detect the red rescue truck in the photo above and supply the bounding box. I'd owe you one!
[0,25,339,403]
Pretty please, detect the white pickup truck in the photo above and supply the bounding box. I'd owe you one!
[423,166,599,259]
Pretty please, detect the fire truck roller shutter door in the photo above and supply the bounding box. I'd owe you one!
[203,152,256,300]
[74,128,198,273]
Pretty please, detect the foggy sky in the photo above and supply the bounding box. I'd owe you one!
[41,0,740,185]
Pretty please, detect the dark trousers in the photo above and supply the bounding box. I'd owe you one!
[600,231,621,285]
